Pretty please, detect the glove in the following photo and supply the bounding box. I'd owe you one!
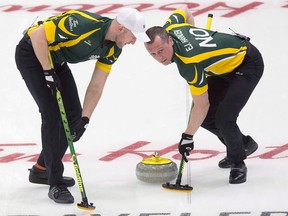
[44,69,61,93]
[178,133,194,162]
[71,117,90,142]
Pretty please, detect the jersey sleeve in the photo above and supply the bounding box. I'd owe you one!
[179,63,208,95]
[163,9,187,28]
[96,46,122,73]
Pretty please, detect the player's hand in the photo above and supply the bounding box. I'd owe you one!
[44,69,61,94]
[71,117,90,142]
[178,133,194,162]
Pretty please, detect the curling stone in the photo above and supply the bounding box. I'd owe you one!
[136,152,178,183]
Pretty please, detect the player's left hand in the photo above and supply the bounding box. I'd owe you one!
[44,69,61,94]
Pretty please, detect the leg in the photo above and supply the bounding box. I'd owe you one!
[215,41,264,183]
[216,45,264,164]
[201,76,229,144]
[16,56,65,186]
[15,38,74,203]
[35,63,82,167]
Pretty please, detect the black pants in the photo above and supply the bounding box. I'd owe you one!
[15,35,82,186]
[201,41,264,163]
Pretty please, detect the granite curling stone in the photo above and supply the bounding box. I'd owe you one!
[136,152,178,183]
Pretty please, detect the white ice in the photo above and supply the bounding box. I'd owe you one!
[1,0,288,215]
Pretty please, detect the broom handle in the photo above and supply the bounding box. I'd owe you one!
[176,13,213,186]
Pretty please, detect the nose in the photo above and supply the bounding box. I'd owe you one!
[156,54,165,62]
[131,37,136,44]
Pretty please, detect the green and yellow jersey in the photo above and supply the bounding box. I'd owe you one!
[164,9,248,95]
[28,10,122,73]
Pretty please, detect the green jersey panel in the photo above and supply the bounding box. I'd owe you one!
[30,10,122,72]
[164,9,248,95]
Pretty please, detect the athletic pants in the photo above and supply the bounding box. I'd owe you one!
[201,40,264,163]
[15,35,82,186]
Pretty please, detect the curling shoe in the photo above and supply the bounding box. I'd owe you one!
[229,161,247,184]
[29,165,75,187]
[218,136,258,168]
[48,184,74,204]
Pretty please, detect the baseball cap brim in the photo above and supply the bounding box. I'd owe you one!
[132,31,150,42]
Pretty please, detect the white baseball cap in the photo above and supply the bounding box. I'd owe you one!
[116,8,150,42]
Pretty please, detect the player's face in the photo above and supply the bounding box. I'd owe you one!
[144,35,174,66]
[116,28,136,48]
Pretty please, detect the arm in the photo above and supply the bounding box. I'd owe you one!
[178,5,195,26]
[28,25,51,70]
[178,90,209,162]
[68,63,110,142]
[82,66,109,118]
[185,91,210,135]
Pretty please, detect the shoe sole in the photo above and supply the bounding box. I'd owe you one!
[29,173,76,187]
[229,178,247,184]
[48,194,74,204]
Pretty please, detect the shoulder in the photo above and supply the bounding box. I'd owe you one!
[163,6,194,28]
[163,9,187,29]
[65,10,111,23]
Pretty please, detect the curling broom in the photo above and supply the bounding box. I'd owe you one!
[48,52,95,210]
[162,13,213,192]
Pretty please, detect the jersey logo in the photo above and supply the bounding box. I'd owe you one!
[68,16,79,32]
[89,55,100,60]
[84,40,92,46]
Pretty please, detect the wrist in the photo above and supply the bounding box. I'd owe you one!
[182,133,193,139]
[44,69,55,77]
[82,116,90,124]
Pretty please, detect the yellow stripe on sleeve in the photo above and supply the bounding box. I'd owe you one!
[189,84,208,95]
[105,47,115,58]
[187,65,199,85]
[166,23,191,31]
[174,9,187,22]
[96,61,112,73]
[44,21,57,43]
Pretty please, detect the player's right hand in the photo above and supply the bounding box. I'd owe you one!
[178,133,194,162]
[71,117,90,142]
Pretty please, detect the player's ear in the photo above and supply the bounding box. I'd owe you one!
[117,24,125,33]
[168,35,174,45]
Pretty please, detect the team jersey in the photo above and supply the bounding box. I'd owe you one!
[27,10,122,73]
[163,9,248,95]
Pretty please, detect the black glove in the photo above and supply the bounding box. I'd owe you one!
[71,117,90,142]
[44,69,61,94]
[178,133,194,162]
